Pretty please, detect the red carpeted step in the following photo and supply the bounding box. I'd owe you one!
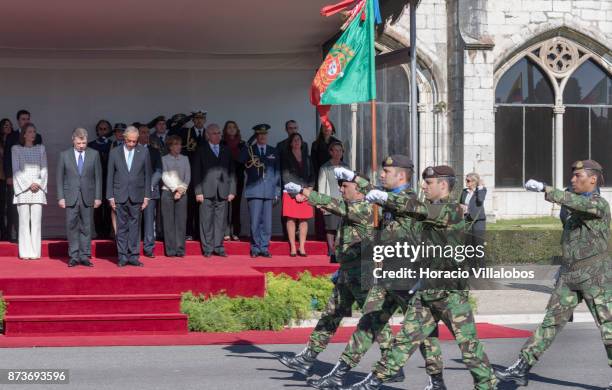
[3,313,188,336]
[3,294,181,316]
[0,240,329,258]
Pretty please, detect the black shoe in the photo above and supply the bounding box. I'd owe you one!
[143,252,155,258]
[117,261,127,267]
[68,260,79,267]
[307,360,350,389]
[260,251,272,258]
[250,251,259,258]
[80,260,94,267]
[129,260,144,267]
[423,373,446,389]
[278,347,318,377]
[290,252,297,257]
[214,250,228,257]
[176,253,184,258]
[204,252,213,258]
[387,367,405,383]
[338,373,382,390]
[298,250,308,257]
[495,356,531,386]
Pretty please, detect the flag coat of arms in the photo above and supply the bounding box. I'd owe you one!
[311,0,378,128]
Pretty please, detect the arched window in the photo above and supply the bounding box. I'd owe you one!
[495,58,555,187]
[563,60,612,180]
[329,62,413,177]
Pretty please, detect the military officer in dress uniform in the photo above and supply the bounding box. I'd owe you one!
[148,115,170,155]
[239,124,280,258]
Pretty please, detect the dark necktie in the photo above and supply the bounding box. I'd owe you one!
[77,152,84,176]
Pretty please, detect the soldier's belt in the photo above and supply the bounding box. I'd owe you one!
[566,252,610,272]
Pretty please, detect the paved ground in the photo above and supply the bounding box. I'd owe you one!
[0,323,608,390]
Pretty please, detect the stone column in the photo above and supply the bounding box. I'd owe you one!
[553,105,565,189]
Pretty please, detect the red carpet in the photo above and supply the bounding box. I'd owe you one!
[0,323,532,348]
[0,240,337,337]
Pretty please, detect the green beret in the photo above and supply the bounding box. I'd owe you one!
[422,165,455,179]
[571,159,603,173]
[382,154,414,169]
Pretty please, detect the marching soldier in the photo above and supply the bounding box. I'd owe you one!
[278,177,401,382]
[496,160,612,390]
[306,156,444,390]
[338,165,497,390]
[239,124,280,258]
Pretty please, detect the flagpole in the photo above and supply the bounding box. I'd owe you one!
[371,99,379,227]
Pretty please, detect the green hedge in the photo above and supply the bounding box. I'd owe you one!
[181,272,334,332]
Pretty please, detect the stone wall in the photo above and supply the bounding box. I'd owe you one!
[384,0,611,219]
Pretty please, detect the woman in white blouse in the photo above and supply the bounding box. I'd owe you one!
[12,123,47,259]
[161,135,190,257]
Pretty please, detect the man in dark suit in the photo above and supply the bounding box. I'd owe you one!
[239,124,280,258]
[193,123,235,257]
[3,109,42,242]
[179,110,207,241]
[107,126,152,267]
[88,119,113,239]
[57,128,102,267]
[138,124,163,258]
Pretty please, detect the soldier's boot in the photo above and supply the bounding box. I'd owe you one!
[423,373,447,390]
[338,373,383,390]
[278,347,318,376]
[307,360,351,389]
[495,357,531,386]
[386,367,405,383]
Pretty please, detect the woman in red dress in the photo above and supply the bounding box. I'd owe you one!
[281,133,314,256]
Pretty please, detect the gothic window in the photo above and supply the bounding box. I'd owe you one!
[563,60,612,180]
[329,62,413,178]
[495,58,554,187]
[495,37,612,188]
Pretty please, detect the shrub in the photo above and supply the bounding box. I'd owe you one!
[181,272,334,332]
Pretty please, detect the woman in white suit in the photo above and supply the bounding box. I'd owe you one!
[12,123,47,259]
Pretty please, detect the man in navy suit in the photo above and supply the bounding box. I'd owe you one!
[239,124,280,258]
[107,126,152,267]
[193,123,236,257]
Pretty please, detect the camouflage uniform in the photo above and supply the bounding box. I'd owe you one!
[305,191,395,355]
[520,187,612,366]
[338,176,445,376]
[369,192,497,390]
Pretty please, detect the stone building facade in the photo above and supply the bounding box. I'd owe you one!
[340,0,612,219]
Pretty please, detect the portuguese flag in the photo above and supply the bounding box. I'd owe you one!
[311,0,378,128]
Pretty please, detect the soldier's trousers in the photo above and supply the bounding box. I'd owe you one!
[372,290,497,390]
[339,286,444,376]
[307,281,394,355]
[521,276,612,366]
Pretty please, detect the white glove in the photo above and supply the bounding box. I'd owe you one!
[524,179,544,192]
[333,167,355,182]
[284,182,302,196]
[365,189,388,204]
